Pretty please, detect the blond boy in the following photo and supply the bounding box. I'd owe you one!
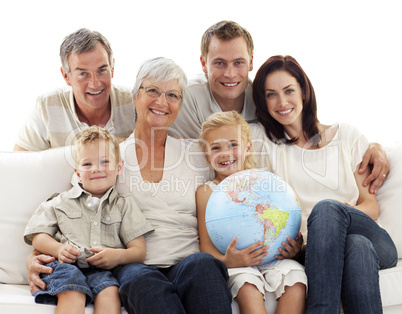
[24,126,153,314]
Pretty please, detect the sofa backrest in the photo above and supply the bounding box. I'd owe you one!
[0,147,74,284]
[0,143,401,285]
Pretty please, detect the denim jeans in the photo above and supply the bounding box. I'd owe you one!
[113,252,232,314]
[35,261,119,305]
[305,199,398,314]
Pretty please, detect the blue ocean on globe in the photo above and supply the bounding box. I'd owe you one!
[205,169,302,264]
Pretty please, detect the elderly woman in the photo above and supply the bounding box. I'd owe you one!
[27,57,232,313]
[112,57,232,313]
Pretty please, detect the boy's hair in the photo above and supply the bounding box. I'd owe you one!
[200,111,255,169]
[200,20,254,60]
[73,126,121,164]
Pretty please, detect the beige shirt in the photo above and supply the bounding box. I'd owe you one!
[24,184,154,268]
[16,85,136,151]
[169,74,257,139]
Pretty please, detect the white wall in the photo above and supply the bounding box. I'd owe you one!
[1,0,401,151]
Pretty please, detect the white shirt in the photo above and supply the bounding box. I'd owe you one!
[117,133,213,267]
[250,122,369,239]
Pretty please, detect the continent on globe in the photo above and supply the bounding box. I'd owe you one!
[255,204,289,245]
[205,169,302,264]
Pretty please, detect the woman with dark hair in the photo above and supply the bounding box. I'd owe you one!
[251,55,397,313]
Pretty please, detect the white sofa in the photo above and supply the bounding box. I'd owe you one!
[0,143,401,314]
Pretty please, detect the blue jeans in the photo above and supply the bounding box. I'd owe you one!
[35,261,119,305]
[305,200,398,314]
[113,252,232,314]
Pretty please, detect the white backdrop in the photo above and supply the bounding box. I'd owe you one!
[1,0,401,151]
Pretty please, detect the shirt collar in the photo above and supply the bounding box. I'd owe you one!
[67,182,118,204]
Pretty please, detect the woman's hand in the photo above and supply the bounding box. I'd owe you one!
[26,250,55,294]
[223,237,268,268]
[275,232,303,260]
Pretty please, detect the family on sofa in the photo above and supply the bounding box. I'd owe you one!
[12,21,397,314]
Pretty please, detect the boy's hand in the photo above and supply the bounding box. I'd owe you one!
[224,237,268,268]
[57,244,79,264]
[86,248,120,269]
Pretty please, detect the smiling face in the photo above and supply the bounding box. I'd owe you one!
[134,79,182,130]
[264,70,304,131]
[61,42,114,112]
[204,124,251,179]
[75,140,123,198]
[201,36,253,111]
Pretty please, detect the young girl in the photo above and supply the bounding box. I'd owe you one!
[251,55,398,313]
[196,111,307,314]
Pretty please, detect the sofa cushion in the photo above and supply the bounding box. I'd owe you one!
[376,142,402,258]
[0,147,74,284]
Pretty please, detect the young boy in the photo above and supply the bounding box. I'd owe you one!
[24,126,154,314]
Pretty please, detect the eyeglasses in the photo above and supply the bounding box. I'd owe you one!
[139,86,182,102]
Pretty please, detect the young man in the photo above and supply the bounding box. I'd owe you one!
[14,28,135,151]
[170,20,389,194]
[170,20,256,139]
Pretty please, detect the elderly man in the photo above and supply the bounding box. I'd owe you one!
[14,28,135,151]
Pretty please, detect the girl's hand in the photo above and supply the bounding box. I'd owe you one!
[86,248,120,269]
[224,237,268,268]
[275,232,303,260]
[57,244,79,264]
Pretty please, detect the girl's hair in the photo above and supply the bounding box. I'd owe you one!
[252,55,320,146]
[200,111,255,169]
[73,125,121,164]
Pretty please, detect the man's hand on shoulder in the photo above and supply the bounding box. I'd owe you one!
[359,142,389,194]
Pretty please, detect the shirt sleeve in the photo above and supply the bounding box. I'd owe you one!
[341,123,369,173]
[118,194,154,245]
[23,200,59,245]
[15,96,51,151]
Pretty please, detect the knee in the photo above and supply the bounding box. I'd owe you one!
[113,263,150,287]
[179,253,228,283]
[95,286,120,307]
[345,234,377,260]
[308,199,345,224]
[188,253,227,275]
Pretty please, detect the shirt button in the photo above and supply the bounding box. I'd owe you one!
[88,203,92,207]
[93,222,98,226]
[93,241,97,245]
[106,217,111,221]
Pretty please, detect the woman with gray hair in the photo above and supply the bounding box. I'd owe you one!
[114,57,232,313]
